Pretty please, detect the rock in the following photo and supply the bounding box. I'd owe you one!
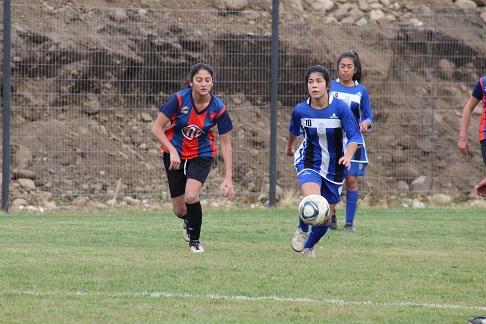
[429,193,452,206]
[481,11,486,23]
[18,178,36,191]
[437,58,455,79]
[410,176,429,192]
[12,169,36,180]
[14,145,32,169]
[454,0,478,9]
[218,0,249,10]
[111,8,129,22]
[307,0,334,12]
[72,196,88,207]
[11,198,28,208]
[123,196,139,205]
[397,180,409,192]
[140,112,153,122]
[369,9,385,21]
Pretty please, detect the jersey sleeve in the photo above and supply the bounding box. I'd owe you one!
[159,94,180,118]
[340,103,363,145]
[216,107,233,135]
[360,88,374,128]
[472,80,483,101]
[288,107,302,136]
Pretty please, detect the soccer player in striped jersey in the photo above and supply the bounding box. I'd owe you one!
[151,63,235,253]
[287,65,363,257]
[329,51,374,232]
[458,75,486,166]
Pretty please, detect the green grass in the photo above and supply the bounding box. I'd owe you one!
[1,207,486,323]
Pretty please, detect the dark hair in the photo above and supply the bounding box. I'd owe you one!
[336,50,362,82]
[305,65,331,89]
[182,63,215,89]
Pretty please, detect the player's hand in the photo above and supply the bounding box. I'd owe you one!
[338,156,351,169]
[475,177,486,197]
[458,137,470,155]
[286,146,294,156]
[169,150,181,170]
[220,179,235,201]
[359,120,370,133]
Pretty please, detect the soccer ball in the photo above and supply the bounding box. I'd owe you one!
[298,194,330,225]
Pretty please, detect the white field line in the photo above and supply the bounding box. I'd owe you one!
[4,290,486,312]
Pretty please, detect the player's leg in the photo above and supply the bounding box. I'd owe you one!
[163,153,189,241]
[301,179,339,256]
[344,174,359,231]
[292,171,321,252]
[344,162,366,231]
[184,157,213,252]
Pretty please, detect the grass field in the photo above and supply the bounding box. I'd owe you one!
[1,207,486,323]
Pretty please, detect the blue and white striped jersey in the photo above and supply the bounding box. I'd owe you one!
[330,79,373,164]
[289,95,363,185]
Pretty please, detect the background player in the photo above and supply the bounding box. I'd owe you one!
[458,74,486,166]
[151,63,235,253]
[287,65,363,257]
[329,51,374,231]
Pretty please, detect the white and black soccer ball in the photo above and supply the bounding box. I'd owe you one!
[298,194,330,225]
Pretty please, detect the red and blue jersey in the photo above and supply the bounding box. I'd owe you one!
[472,75,486,141]
[159,87,233,160]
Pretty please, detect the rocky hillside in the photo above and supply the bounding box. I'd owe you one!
[2,0,486,210]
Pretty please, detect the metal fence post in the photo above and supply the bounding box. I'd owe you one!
[2,0,12,212]
[269,0,279,206]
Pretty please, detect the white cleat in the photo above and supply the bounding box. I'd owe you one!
[182,222,190,242]
[291,227,308,252]
[301,247,315,257]
[189,240,204,253]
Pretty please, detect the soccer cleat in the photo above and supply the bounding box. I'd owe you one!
[301,247,315,257]
[343,224,356,232]
[291,227,308,252]
[182,221,190,242]
[329,210,337,230]
[189,240,204,253]
[468,317,486,324]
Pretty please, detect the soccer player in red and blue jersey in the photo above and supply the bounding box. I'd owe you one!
[329,51,374,232]
[287,65,363,257]
[458,75,486,166]
[151,63,235,253]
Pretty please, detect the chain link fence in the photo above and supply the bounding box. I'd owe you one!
[2,1,486,205]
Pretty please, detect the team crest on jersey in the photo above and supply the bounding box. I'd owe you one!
[330,113,338,119]
[182,125,204,140]
[180,106,189,114]
[209,111,217,120]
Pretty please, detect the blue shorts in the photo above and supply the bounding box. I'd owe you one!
[297,170,342,204]
[344,161,367,177]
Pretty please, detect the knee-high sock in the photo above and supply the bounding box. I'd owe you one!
[185,202,202,241]
[298,217,309,233]
[304,224,328,249]
[345,190,359,225]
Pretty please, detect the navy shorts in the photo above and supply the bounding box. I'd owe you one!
[297,169,342,205]
[344,161,367,177]
[163,153,213,198]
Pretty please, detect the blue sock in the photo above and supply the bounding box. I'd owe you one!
[304,224,328,249]
[298,218,309,233]
[345,190,359,225]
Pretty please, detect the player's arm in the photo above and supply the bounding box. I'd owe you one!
[359,90,373,133]
[287,133,297,156]
[151,112,180,170]
[287,109,301,156]
[475,177,486,197]
[459,81,482,154]
[219,132,235,200]
[339,104,364,168]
